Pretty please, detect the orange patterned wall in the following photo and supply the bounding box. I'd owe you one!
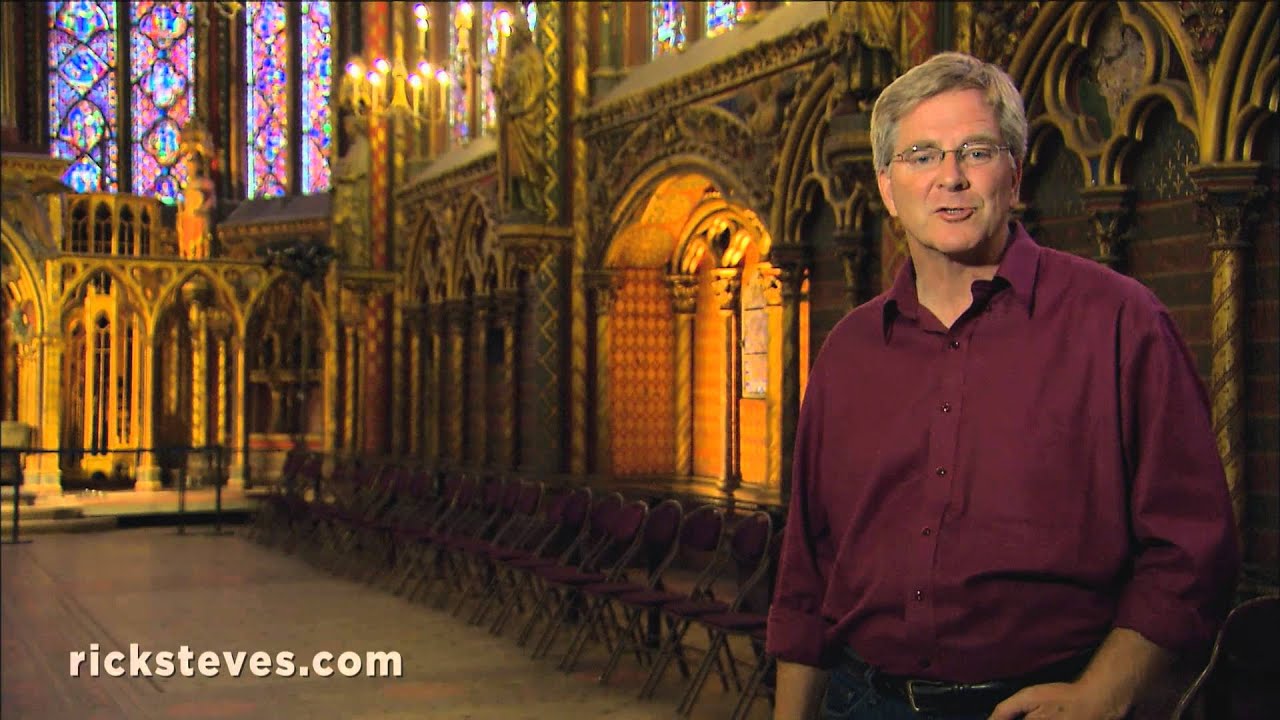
[610,269,675,475]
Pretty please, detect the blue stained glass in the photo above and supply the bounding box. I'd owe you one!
[59,0,107,42]
[59,46,108,93]
[705,1,745,38]
[651,2,686,57]
[148,118,181,163]
[147,61,184,108]
[65,157,102,192]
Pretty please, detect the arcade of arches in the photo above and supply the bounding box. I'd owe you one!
[2,2,1277,598]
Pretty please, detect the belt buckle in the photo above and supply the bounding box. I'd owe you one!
[904,680,925,713]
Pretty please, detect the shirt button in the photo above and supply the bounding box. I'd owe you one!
[921,527,932,536]
[940,402,952,413]
[935,467,947,476]
[948,339,960,349]
[914,590,924,601]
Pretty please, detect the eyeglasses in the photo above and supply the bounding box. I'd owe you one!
[891,142,1009,170]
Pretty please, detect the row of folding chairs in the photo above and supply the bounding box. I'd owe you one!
[247,452,779,719]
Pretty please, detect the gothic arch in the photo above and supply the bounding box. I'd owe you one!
[1206,2,1279,161]
[770,62,838,248]
[1,221,49,336]
[151,269,242,336]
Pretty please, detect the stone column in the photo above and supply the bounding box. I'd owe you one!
[444,299,468,465]
[771,247,809,498]
[341,309,360,453]
[469,296,490,469]
[207,311,236,488]
[667,275,699,478]
[585,271,618,475]
[712,269,741,493]
[1189,162,1266,546]
[186,303,209,483]
[29,335,63,492]
[1081,186,1133,271]
[492,291,520,471]
[426,305,445,464]
[405,305,422,457]
[390,299,406,454]
[231,325,248,488]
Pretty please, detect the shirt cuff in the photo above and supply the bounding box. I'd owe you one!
[765,605,830,667]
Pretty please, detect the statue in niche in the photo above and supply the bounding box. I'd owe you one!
[178,119,216,260]
[825,1,901,114]
[498,20,546,220]
[332,105,371,267]
[1078,14,1145,140]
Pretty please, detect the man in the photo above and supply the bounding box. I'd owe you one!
[765,52,1239,720]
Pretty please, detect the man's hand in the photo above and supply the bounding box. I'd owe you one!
[988,681,1123,719]
[990,627,1173,720]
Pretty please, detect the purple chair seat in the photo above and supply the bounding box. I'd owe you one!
[614,588,687,606]
[696,611,767,631]
[536,566,606,584]
[660,598,729,617]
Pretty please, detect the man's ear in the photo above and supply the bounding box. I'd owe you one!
[877,169,899,217]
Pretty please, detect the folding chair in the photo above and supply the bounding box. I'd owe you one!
[1173,594,1280,720]
[636,511,774,702]
[528,499,650,661]
[597,503,726,686]
[556,498,685,673]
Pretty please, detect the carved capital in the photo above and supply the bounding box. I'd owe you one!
[1189,163,1267,251]
[711,268,741,314]
[1179,1,1229,65]
[769,245,812,301]
[1080,186,1134,270]
[666,274,700,315]
[498,223,571,273]
[443,299,471,329]
[584,270,620,315]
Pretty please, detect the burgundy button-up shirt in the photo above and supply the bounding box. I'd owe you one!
[766,223,1239,682]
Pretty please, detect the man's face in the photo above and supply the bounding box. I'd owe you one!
[876,88,1022,264]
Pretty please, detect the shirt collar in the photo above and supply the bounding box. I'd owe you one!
[882,222,1040,341]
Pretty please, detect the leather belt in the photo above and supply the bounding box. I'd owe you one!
[838,648,1094,716]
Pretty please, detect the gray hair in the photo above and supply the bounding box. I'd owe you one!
[870,52,1028,171]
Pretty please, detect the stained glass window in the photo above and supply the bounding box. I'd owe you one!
[652,2,686,57]
[449,2,474,145]
[705,1,746,39]
[246,1,288,199]
[525,2,537,33]
[130,2,194,205]
[49,1,120,194]
[300,1,332,193]
[480,2,500,137]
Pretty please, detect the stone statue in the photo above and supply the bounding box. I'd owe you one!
[177,127,216,260]
[332,106,371,267]
[498,21,545,218]
[826,1,902,112]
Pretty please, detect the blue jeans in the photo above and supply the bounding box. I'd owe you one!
[820,662,991,720]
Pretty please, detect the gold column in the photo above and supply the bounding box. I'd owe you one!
[343,320,359,453]
[209,312,231,487]
[407,306,422,456]
[33,335,63,492]
[712,269,741,493]
[494,291,520,471]
[667,275,698,478]
[771,248,809,498]
[232,326,248,488]
[760,266,783,492]
[1081,186,1133,271]
[585,272,618,475]
[470,296,490,469]
[445,299,467,465]
[390,299,406,454]
[188,305,208,455]
[568,1,591,477]
[427,305,445,464]
[1189,163,1266,545]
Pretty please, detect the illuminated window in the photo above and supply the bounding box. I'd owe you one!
[652,2,687,57]
[705,1,746,39]
[49,1,196,203]
[50,1,332,203]
[246,0,333,198]
[480,2,501,136]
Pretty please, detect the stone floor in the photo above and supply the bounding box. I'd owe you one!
[1,527,772,720]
